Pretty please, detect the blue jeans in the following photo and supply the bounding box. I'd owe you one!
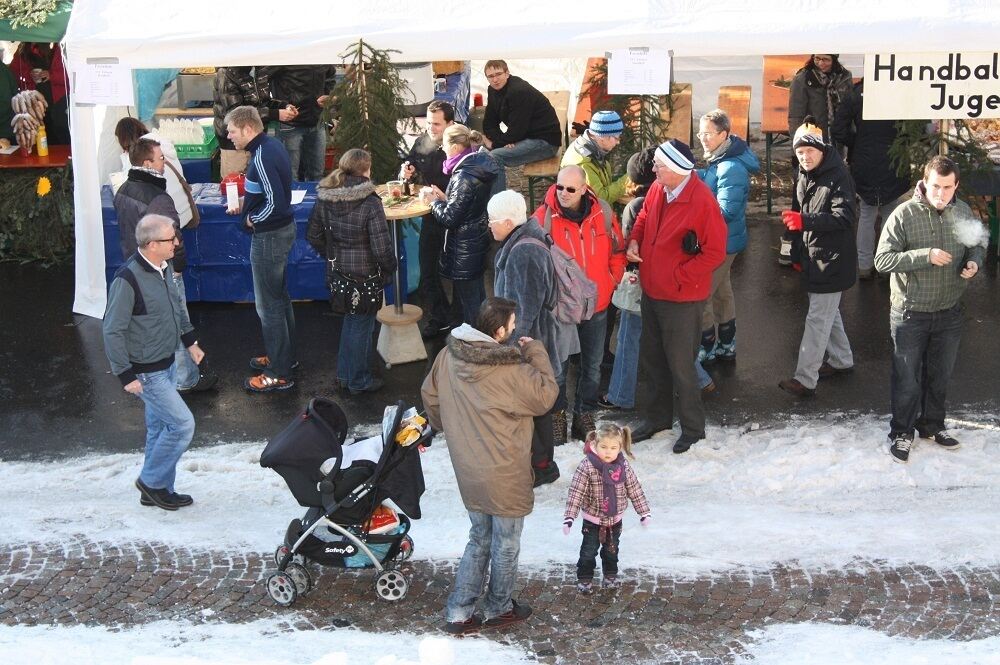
[489,139,558,193]
[695,359,713,390]
[337,312,376,392]
[576,520,622,581]
[277,123,326,181]
[446,511,524,622]
[251,223,297,378]
[889,304,964,438]
[171,273,200,390]
[136,364,195,492]
[452,277,486,327]
[607,310,641,408]
[557,310,607,414]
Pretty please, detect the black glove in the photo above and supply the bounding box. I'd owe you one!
[682,230,701,255]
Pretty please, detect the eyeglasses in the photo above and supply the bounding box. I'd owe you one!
[555,184,579,194]
[696,130,721,138]
[813,56,834,63]
[151,235,179,244]
[487,217,509,226]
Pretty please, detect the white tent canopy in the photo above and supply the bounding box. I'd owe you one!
[63,0,1000,317]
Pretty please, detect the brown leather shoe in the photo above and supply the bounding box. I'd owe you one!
[818,362,854,379]
[778,378,816,397]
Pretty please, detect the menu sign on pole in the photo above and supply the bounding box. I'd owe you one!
[864,52,1000,120]
[607,48,672,96]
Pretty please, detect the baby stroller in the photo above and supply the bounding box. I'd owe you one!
[260,397,431,606]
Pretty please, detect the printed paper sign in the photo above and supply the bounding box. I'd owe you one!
[864,52,1000,120]
[608,48,672,96]
[74,63,135,106]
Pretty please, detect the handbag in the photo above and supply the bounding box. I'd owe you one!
[328,266,383,316]
[164,160,201,229]
[611,269,642,314]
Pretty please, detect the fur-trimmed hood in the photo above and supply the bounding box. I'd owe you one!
[316,177,376,203]
[446,323,523,380]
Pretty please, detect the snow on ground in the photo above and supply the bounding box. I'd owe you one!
[2,414,999,576]
[736,623,1000,665]
[0,618,533,665]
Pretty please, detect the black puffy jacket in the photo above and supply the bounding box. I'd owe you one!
[830,81,911,207]
[213,67,286,150]
[430,150,500,281]
[113,169,187,272]
[792,146,858,294]
[259,65,336,128]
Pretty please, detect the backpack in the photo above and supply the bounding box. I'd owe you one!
[516,235,598,325]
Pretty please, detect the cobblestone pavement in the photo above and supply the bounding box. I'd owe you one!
[3,536,999,663]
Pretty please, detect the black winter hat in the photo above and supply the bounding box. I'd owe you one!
[627,147,658,187]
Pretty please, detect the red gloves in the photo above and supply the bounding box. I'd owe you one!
[781,210,803,231]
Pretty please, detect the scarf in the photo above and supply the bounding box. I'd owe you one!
[573,132,611,169]
[704,136,733,163]
[131,166,166,181]
[442,147,475,175]
[558,194,592,224]
[585,447,626,553]
[813,68,838,130]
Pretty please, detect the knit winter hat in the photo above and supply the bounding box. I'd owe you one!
[626,147,657,187]
[590,110,624,137]
[792,117,825,150]
[654,138,695,175]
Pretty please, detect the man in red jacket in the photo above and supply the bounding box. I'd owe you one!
[626,140,726,451]
[532,165,626,442]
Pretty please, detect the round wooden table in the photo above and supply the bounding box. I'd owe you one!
[375,186,432,367]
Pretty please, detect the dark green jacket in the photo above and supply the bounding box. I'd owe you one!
[0,63,16,143]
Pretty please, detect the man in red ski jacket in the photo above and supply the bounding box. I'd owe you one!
[626,139,726,452]
[532,165,626,443]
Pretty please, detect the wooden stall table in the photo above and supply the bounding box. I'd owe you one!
[718,85,751,140]
[762,55,809,213]
[376,186,431,367]
[0,144,71,169]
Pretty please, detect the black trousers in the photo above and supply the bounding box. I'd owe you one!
[576,520,622,581]
[417,214,459,324]
[639,295,705,439]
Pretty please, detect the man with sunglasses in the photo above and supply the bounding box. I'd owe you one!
[104,214,205,511]
[113,138,216,395]
[532,165,626,443]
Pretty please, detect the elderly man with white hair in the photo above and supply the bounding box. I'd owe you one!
[626,139,727,452]
[103,214,205,511]
[490,190,573,487]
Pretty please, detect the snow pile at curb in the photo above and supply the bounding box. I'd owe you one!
[2,414,997,574]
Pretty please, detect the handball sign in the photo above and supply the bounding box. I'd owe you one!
[863,52,1000,120]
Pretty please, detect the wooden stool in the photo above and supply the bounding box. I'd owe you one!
[523,155,562,209]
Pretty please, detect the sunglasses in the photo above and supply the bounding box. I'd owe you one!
[555,184,579,194]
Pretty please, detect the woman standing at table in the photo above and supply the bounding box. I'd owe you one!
[425,124,500,326]
[307,149,396,395]
[114,117,195,228]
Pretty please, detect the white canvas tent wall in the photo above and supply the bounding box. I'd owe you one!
[63,0,1000,318]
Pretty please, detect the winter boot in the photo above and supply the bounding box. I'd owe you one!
[552,410,568,446]
[571,411,596,441]
[714,319,736,360]
[698,329,717,364]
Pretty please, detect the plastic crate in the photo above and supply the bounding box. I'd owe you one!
[175,132,218,159]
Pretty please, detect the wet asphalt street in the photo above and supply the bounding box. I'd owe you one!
[2,206,998,461]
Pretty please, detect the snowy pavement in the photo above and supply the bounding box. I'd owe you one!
[2,414,1000,663]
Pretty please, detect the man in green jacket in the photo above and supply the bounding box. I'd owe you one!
[874,156,986,463]
[561,110,630,204]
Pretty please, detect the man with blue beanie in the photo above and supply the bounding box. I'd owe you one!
[562,110,630,204]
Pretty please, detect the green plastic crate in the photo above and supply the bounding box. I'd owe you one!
[175,132,218,159]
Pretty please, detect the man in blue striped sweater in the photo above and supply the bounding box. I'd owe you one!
[225,106,297,392]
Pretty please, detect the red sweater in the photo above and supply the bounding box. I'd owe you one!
[533,186,626,312]
[629,176,726,302]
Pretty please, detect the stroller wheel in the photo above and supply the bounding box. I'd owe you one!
[395,535,415,562]
[374,569,408,601]
[285,562,313,596]
[266,571,298,607]
[274,544,304,568]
